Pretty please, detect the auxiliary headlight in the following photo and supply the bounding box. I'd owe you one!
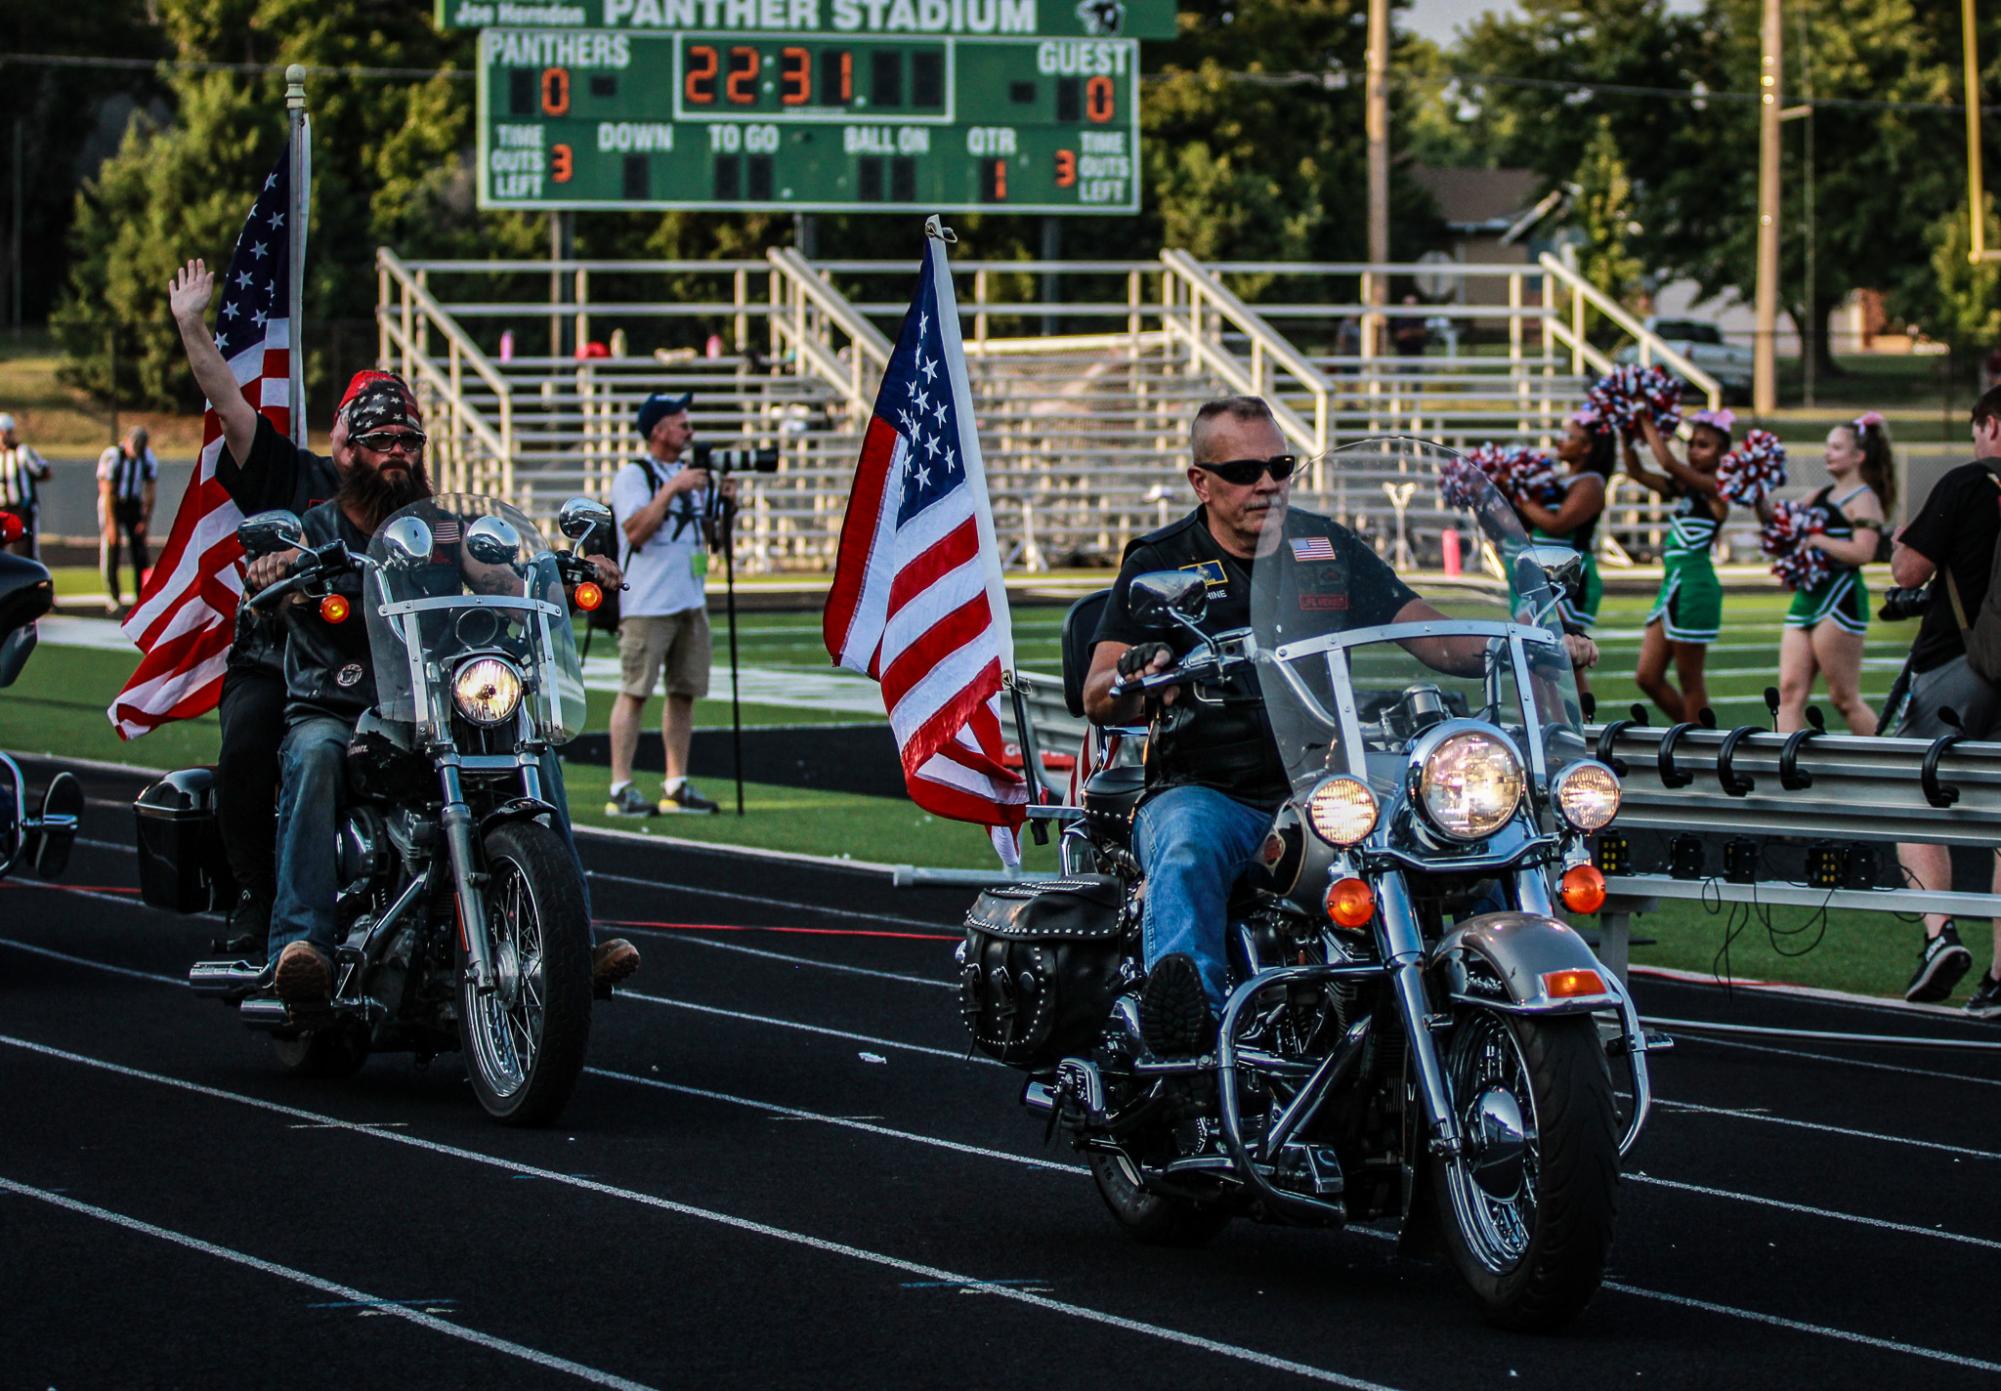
[1417,730,1524,841]
[1306,775,1379,847]
[451,656,524,726]
[1553,760,1621,832]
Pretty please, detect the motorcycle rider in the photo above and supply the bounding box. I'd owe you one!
[262,376,638,1002]
[1083,397,1597,1055]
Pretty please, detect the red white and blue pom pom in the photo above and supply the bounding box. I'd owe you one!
[1439,454,1490,511]
[1446,443,1564,510]
[1760,499,1829,591]
[1585,365,1685,437]
[1718,428,1788,507]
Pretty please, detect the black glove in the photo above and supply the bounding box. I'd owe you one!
[1116,641,1173,679]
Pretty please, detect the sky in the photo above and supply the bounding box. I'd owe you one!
[1403,0,1519,45]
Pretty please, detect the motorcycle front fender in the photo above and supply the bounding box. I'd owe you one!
[1430,911,1622,1015]
[478,796,559,838]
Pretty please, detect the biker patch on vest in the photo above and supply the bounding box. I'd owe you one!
[1180,558,1228,590]
[336,662,365,688]
[1291,541,1352,612]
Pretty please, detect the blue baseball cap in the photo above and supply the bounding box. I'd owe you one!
[636,391,693,439]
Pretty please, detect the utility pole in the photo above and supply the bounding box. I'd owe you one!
[1753,0,1783,416]
[1365,0,1390,353]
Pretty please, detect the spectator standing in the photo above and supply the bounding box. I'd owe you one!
[1891,387,2001,1018]
[1391,294,1430,363]
[97,426,159,613]
[0,413,51,558]
[1775,413,1893,735]
[605,391,731,816]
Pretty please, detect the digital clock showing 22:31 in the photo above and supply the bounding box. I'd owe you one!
[673,36,957,118]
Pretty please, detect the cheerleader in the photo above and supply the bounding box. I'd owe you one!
[1515,412,1613,690]
[1624,408,1733,722]
[1776,412,1894,734]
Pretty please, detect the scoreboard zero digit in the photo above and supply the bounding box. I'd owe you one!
[477,28,1140,213]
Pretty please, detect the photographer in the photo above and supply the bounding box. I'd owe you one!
[1890,386,2001,1016]
[606,391,734,816]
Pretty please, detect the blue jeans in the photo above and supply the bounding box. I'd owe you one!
[269,716,350,958]
[269,716,596,961]
[1132,785,1274,1011]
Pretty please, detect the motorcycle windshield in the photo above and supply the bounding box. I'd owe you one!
[363,494,588,744]
[1248,437,1584,797]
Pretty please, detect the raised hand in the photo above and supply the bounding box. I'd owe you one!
[169,259,213,324]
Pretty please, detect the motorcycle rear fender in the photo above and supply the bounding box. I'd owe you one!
[1430,911,1621,1015]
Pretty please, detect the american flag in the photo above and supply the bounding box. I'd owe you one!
[1289,535,1336,562]
[823,230,1027,865]
[109,139,304,739]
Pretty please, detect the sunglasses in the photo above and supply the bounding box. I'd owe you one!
[1197,454,1297,486]
[354,430,427,456]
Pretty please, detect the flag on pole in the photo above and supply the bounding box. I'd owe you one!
[823,224,1028,865]
[109,137,304,739]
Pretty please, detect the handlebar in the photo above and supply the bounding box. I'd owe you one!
[1107,648,1249,701]
[244,540,355,612]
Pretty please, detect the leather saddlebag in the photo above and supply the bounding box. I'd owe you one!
[960,875,1127,1069]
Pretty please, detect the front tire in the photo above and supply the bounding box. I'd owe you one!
[459,820,592,1126]
[1088,1151,1232,1247]
[1430,1011,1618,1331]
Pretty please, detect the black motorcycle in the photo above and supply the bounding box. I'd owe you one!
[961,439,1663,1330]
[135,493,615,1125]
[0,535,80,883]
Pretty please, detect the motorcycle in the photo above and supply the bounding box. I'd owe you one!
[135,493,615,1125]
[961,437,1664,1330]
[0,514,80,883]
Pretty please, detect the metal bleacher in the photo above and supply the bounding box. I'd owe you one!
[375,246,1719,574]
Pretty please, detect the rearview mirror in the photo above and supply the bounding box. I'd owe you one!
[464,515,522,566]
[1518,544,1584,600]
[237,510,303,559]
[1128,570,1209,631]
[557,497,613,549]
[379,516,434,570]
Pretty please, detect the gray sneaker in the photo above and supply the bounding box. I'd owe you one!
[604,783,658,818]
[659,781,720,814]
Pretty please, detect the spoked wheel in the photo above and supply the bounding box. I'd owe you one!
[273,1023,369,1079]
[1088,1150,1232,1247]
[459,821,592,1126]
[1430,1010,1617,1331]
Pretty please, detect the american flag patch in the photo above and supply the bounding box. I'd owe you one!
[1289,535,1336,562]
[432,520,461,545]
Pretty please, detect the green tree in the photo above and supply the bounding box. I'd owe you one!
[1570,116,1644,325]
[1916,194,2001,359]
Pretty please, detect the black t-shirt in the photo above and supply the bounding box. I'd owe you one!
[1903,462,2001,673]
[281,500,375,724]
[222,415,342,677]
[1093,507,1417,807]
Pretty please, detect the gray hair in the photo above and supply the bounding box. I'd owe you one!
[1189,396,1277,461]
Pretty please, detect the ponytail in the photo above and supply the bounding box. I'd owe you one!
[1852,411,1897,513]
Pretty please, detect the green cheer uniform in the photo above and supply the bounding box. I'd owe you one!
[1530,473,1605,630]
[1784,482,1875,637]
[1648,491,1722,644]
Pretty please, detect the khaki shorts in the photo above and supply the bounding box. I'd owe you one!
[617,609,711,699]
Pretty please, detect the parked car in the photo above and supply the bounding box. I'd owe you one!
[1616,317,1754,404]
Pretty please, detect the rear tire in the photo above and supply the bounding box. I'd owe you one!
[1431,1011,1618,1331]
[459,820,592,1126]
[273,1024,369,1079]
[1088,1151,1232,1247]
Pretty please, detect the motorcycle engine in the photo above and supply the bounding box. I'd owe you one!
[336,806,393,899]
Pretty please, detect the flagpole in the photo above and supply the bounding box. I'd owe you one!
[924,216,1051,821]
[285,64,309,448]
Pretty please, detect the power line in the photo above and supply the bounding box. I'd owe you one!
[0,51,471,83]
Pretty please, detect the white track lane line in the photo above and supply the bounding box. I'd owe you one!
[585,868,952,933]
[1625,1173,2001,1253]
[618,989,1006,1067]
[617,931,954,990]
[0,1035,1401,1391]
[0,1176,659,1391]
[1674,1031,2001,1090]
[1651,1096,2001,1163]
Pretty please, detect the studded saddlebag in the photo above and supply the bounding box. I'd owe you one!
[960,875,1127,1069]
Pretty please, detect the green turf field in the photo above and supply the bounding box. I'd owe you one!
[4,585,1979,1003]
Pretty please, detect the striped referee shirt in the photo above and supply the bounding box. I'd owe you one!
[0,444,49,508]
[98,444,159,504]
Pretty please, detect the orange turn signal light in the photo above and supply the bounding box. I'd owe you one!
[1540,967,1608,1000]
[573,581,604,612]
[318,593,350,624]
[1325,876,1376,930]
[1559,863,1608,915]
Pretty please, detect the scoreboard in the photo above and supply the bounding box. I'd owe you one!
[476,28,1140,213]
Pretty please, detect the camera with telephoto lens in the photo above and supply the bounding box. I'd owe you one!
[692,443,779,475]
[1878,584,1933,623]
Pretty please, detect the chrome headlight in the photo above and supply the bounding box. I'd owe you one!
[451,656,524,726]
[1306,775,1379,847]
[1416,728,1524,841]
[1553,760,1621,832]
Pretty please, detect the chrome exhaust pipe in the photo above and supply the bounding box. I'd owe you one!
[188,960,267,999]
[238,996,290,1031]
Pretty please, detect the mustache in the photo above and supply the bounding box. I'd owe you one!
[339,456,432,530]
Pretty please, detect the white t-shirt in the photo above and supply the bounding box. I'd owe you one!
[610,456,709,617]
